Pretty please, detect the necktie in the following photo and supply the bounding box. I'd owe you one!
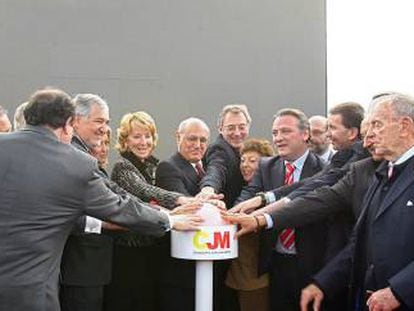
[195,162,205,178]
[279,162,296,250]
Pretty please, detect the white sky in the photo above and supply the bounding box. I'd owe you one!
[327,0,414,110]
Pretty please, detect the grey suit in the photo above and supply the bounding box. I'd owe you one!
[0,126,169,311]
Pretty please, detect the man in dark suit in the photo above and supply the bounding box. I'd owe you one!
[198,104,251,207]
[196,104,252,311]
[301,94,414,310]
[0,88,201,311]
[225,127,383,310]
[299,93,414,311]
[156,117,210,311]
[232,102,367,214]
[236,108,325,311]
[59,94,116,311]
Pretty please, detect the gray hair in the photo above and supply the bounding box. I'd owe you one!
[73,93,109,117]
[274,108,310,132]
[177,117,210,134]
[13,101,28,130]
[217,104,251,128]
[369,92,414,120]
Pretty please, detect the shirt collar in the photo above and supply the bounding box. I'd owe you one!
[392,144,414,166]
[284,149,309,171]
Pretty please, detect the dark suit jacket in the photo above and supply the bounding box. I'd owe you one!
[60,136,113,286]
[270,157,379,229]
[314,158,414,310]
[155,152,200,289]
[200,134,245,207]
[235,152,326,282]
[270,140,370,201]
[0,126,170,311]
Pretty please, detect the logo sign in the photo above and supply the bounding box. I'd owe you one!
[171,225,238,260]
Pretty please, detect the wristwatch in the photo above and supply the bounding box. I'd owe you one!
[256,192,267,207]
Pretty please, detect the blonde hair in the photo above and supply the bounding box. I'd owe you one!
[116,111,158,153]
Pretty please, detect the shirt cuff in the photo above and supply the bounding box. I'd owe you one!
[160,209,172,231]
[84,216,102,234]
[263,213,274,229]
[265,191,276,204]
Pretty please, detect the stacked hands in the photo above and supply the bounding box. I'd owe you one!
[103,194,227,232]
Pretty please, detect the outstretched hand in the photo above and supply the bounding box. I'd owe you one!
[171,214,204,231]
[170,201,203,216]
[221,212,265,238]
[228,196,262,214]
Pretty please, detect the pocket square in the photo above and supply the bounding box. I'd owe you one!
[406,200,413,206]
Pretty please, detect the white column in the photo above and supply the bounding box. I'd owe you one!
[195,260,213,311]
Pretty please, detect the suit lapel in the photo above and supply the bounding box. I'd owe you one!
[173,153,199,186]
[300,152,319,178]
[270,157,285,189]
[375,160,414,220]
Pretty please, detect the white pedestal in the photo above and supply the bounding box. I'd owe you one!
[195,261,213,311]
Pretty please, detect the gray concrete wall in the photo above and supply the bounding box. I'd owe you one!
[0,0,326,162]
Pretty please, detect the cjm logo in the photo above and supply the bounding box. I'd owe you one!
[193,231,230,250]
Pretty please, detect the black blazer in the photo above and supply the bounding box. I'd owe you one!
[155,152,200,288]
[315,158,414,310]
[239,152,326,284]
[156,152,200,197]
[60,136,113,286]
[200,134,245,207]
[270,157,379,230]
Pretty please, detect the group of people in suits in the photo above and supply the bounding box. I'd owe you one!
[1,87,414,311]
[226,93,414,311]
[0,88,203,311]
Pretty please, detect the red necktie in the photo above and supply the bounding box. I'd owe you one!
[195,162,205,178]
[279,162,296,250]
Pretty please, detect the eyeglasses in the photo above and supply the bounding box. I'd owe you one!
[222,124,248,132]
[185,135,209,144]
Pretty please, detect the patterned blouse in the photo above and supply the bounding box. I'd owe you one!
[110,151,182,247]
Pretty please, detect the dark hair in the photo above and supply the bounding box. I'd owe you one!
[329,102,364,132]
[24,88,75,129]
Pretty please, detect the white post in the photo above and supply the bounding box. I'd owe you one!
[195,260,213,311]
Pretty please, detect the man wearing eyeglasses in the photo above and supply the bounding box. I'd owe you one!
[155,117,210,311]
[195,104,251,311]
[198,104,251,207]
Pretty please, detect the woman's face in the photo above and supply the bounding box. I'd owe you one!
[126,125,154,160]
[240,150,261,183]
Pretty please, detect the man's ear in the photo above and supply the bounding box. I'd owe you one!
[175,131,181,146]
[302,129,310,142]
[399,116,414,137]
[348,127,359,142]
[63,117,74,135]
[72,115,80,130]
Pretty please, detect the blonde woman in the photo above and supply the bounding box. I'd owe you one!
[105,111,190,311]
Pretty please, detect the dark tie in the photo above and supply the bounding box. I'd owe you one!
[279,162,296,250]
[195,162,205,178]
